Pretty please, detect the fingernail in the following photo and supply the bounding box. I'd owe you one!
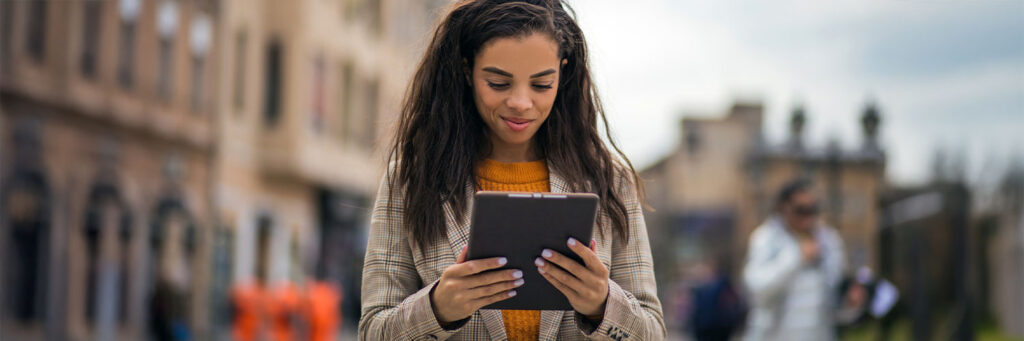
[568,237,577,246]
[534,257,545,267]
[538,267,546,274]
[514,279,525,286]
[508,290,517,297]
[498,257,508,265]
[512,270,523,279]
[542,249,553,258]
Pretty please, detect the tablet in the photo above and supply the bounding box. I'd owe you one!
[466,191,599,310]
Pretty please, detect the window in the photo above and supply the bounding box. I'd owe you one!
[255,215,274,283]
[310,55,325,133]
[233,30,247,111]
[1,0,13,71]
[363,78,379,147]
[118,21,136,88]
[685,124,701,156]
[157,39,173,98]
[191,56,204,110]
[80,0,102,77]
[263,40,283,126]
[189,13,211,111]
[338,61,354,142]
[26,0,46,61]
[118,0,140,88]
[156,0,177,97]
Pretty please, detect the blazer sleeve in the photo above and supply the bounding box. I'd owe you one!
[358,176,464,341]
[575,173,667,340]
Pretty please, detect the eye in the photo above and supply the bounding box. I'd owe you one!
[532,83,553,90]
[486,81,510,90]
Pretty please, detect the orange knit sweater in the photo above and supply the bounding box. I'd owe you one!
[476,158,547,341]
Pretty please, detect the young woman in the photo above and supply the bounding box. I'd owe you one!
[358,1,665,340]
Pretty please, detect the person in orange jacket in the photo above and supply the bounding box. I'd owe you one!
[303,280,342,341]
[231,282,268,341]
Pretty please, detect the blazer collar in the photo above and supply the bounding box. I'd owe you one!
[442,162,570,340]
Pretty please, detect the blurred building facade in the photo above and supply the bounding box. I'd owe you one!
[0,0,447,340]
[212,0,446,335]
[1,0,219,340]
[642,101,886,329]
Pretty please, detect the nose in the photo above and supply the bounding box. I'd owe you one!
[506,90,532,113]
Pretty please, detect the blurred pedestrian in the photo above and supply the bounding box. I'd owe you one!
[835,266,899,337]
[149,241,192,341]
[689,261,746,341]
[742,179,846,340]
[302,280,342,341]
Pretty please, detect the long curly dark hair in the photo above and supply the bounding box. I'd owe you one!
[386,0,644,251]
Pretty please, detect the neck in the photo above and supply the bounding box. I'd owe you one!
[488,136,539,163]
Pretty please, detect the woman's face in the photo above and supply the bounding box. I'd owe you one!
[472,32,563,153]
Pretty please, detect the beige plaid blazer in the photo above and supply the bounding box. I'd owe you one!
[359,164,665,340]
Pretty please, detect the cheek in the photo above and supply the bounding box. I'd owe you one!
[473,82,503,114]
[536,92,558,120]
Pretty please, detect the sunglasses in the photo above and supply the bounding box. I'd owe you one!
[791,203,820,217]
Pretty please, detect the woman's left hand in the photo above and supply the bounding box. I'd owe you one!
[535,237,609,318]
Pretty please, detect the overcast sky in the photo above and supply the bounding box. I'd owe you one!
[570,0,1024,187]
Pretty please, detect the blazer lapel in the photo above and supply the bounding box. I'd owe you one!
[539,310,566,340]
[443,181,475,259]
[445,181,510,340]
[480,309,508,340]
[548,165,571,193]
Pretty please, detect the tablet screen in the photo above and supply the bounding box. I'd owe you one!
[466,191,598,310]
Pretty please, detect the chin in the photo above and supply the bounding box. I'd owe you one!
[499,136,533,146]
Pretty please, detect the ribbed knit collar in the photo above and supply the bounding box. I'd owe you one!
[476,158,549,185]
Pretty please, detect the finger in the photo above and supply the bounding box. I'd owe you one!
[456,245,468,263]
[465,269,523,289]
[541,248,592,281]
[567,237,602,270]
[471,288,517,309]
[536,257,586,291]
[468,278,525,299]
[448,257,508,277]
[538,263,581,300]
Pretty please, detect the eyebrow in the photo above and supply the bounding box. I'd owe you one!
[482,67,557,79]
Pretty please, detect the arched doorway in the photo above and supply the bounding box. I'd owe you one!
[81,181,132,331]
[2,168,51,325]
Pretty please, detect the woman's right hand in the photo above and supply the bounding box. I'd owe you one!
[430,246,524,325]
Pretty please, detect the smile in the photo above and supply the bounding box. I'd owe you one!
[501,116,534,132]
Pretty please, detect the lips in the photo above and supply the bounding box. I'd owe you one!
[502,116,534,132]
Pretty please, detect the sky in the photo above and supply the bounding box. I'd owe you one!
[569,0,1024,187]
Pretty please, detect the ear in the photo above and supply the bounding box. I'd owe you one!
[561,58,568,67]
